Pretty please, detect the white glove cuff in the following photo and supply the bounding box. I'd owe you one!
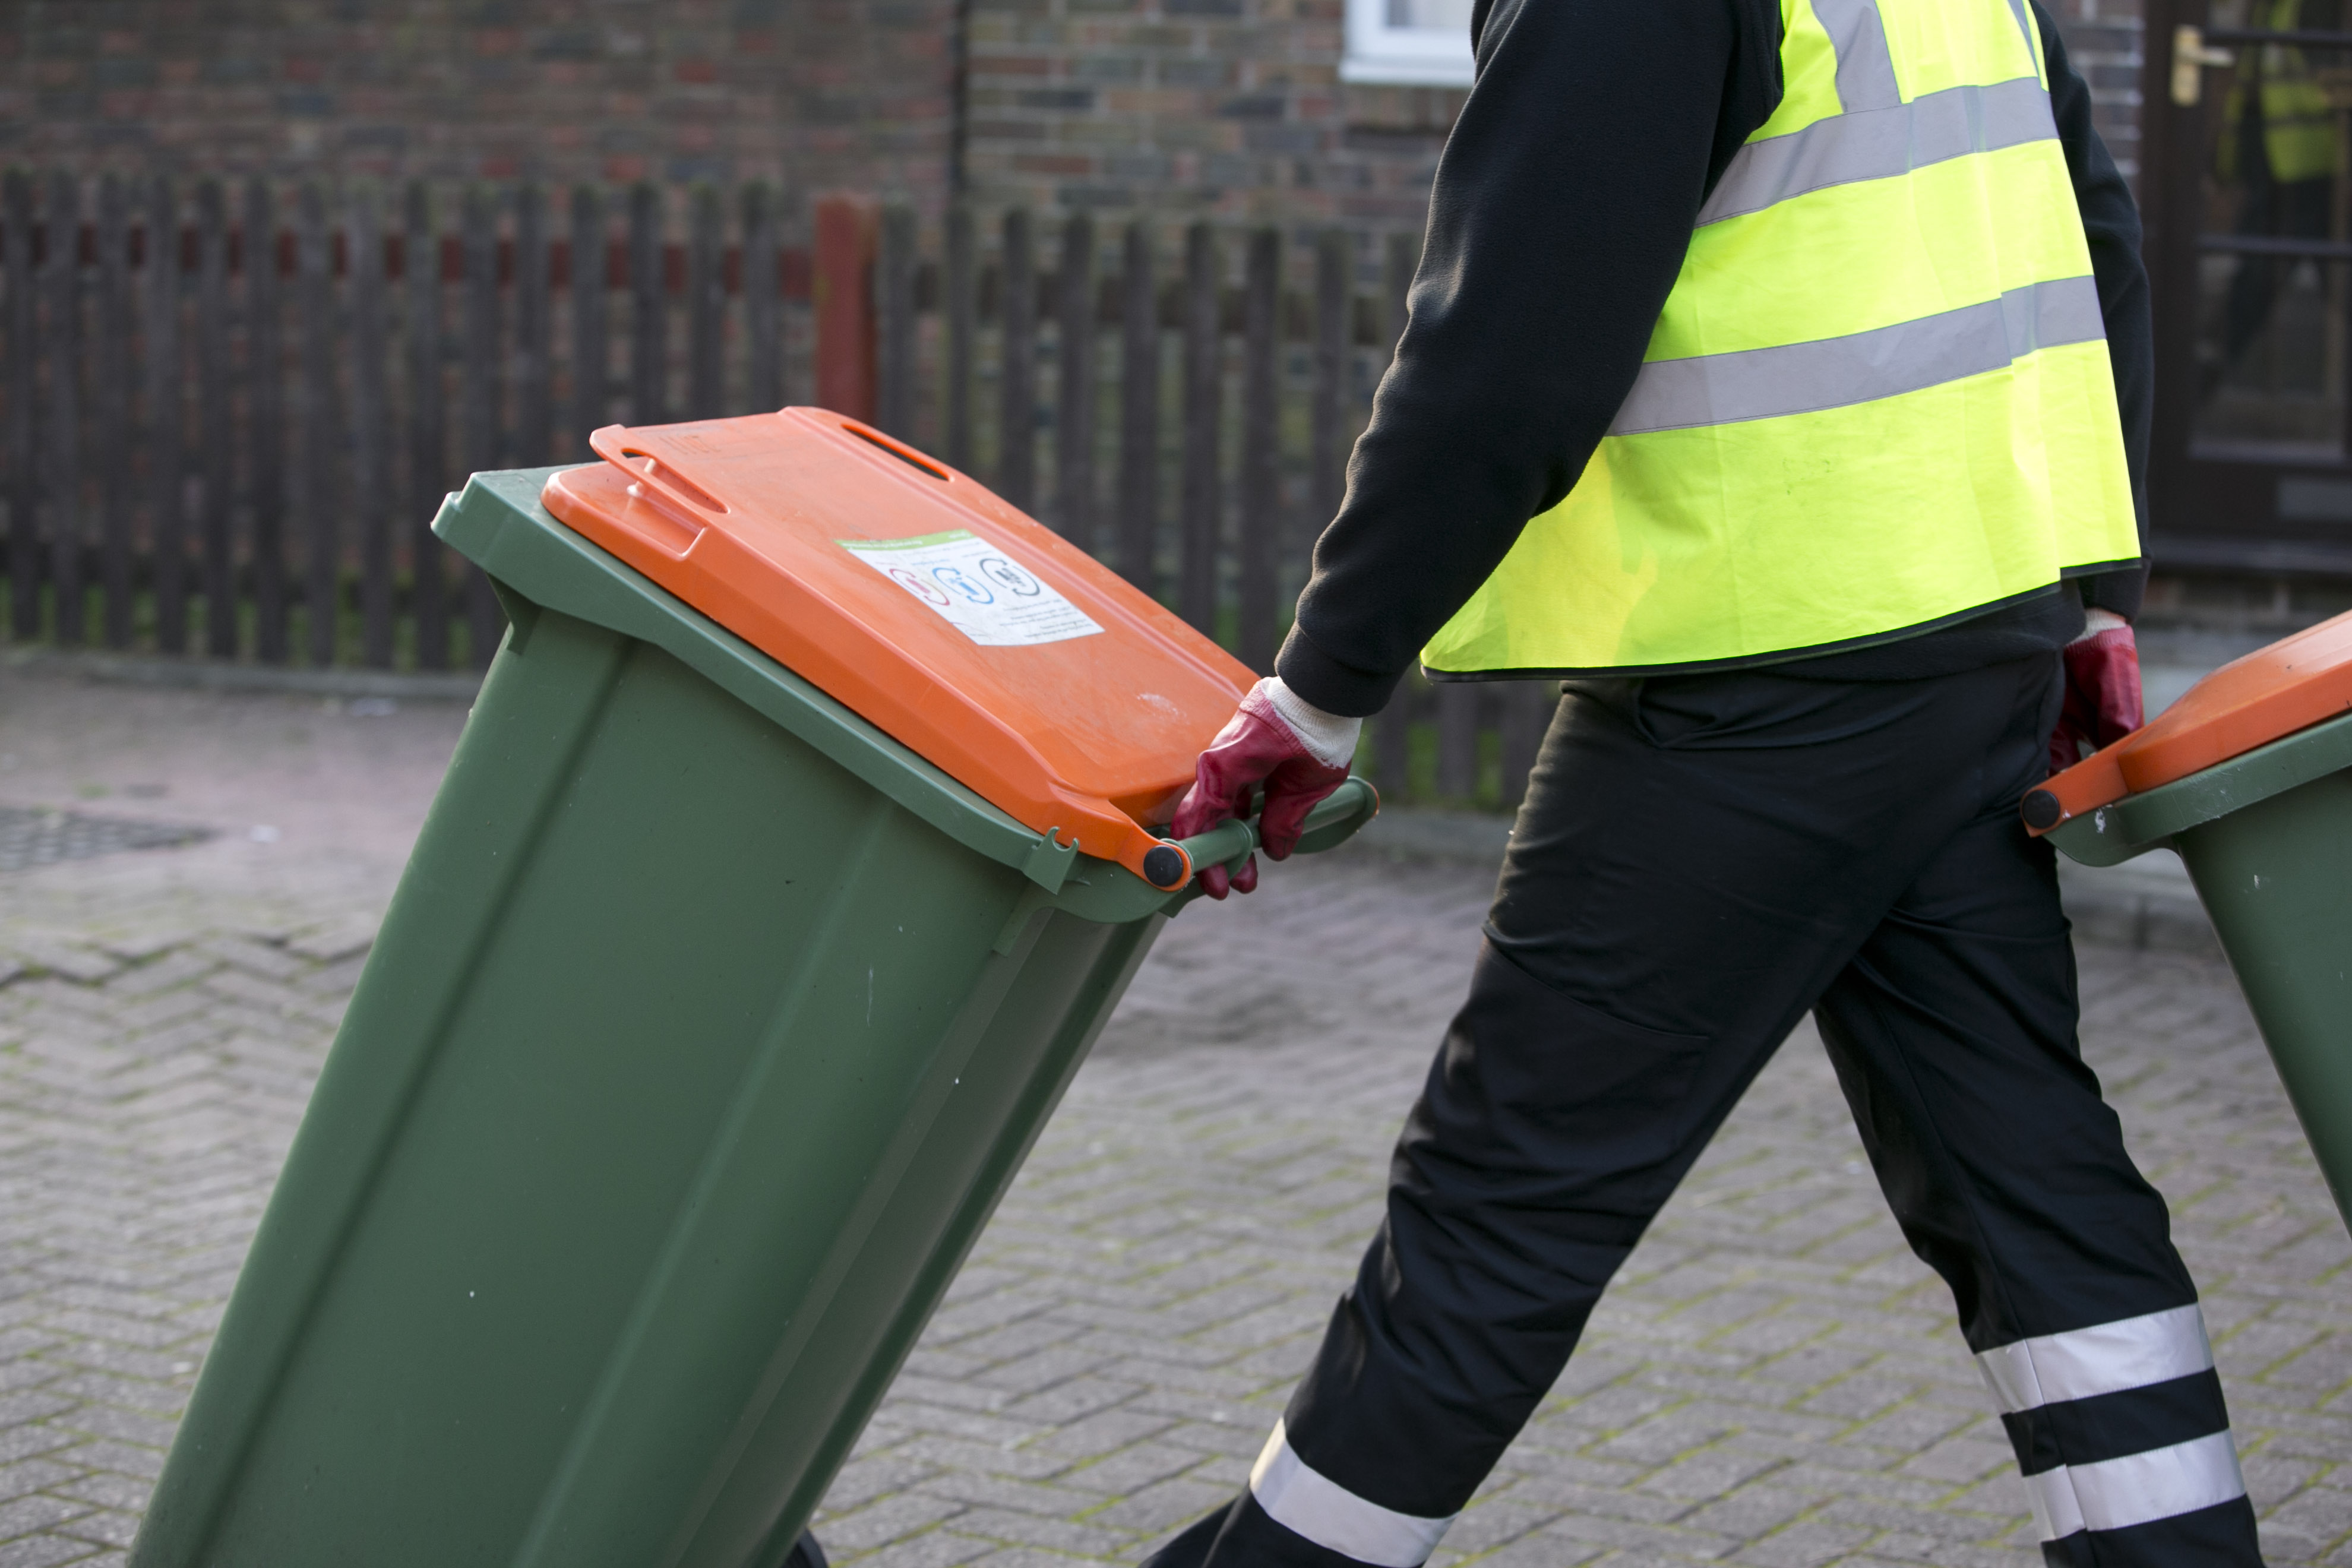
[1259,677,1362,770]
[2075,608,2129,641]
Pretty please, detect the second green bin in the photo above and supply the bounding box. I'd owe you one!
[2029,609,2352,1228]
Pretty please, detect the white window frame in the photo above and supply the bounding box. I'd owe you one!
[1341,0,1476,87]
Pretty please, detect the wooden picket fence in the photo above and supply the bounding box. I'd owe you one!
[0,170,1557,811]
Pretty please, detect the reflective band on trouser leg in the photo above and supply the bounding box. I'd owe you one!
[1977,1304,2215,1411]
[1248,1421,1458,1568]
[1698,75,2057,226]
[1974,1306,2249,1543]
[1610,276,2105,436]
[2023,1433,2248,1541]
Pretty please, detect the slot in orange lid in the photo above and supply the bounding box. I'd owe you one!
[540,409,1256,886]
[2026,609,2352,833]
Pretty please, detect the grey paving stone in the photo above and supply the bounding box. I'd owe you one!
[0,1538,98,1568]
[1727,1520,1882,1568]
[36,1442,163,1484]
[886,1436,1078,1485]
[1022,1409,1182,1466]
[854,1529,998,1568]
[1674,1485,1818,1541]
[48,1516,134,1553]
[1083,1476,1233,1535]
[821,1492,973,1553]
[1639,1449,1793,1502]
[934,1505,1133,1556]
[0,1495,91,1544]
[1431,1497,1563,1556]
[913,1471,1105,1522]
[282,916,378,965]
[0,1434,75,1471]
[1444,1531,1610,1568]
[1057,1440,1210,1499]
[4,946,121,990]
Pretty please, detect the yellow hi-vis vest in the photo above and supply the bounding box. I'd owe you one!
[1421,0,2143,679]
[2221,0,2338,185]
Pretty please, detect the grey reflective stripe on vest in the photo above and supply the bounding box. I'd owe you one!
[1812,0,1904,110]
[2003,0,2041,61]
[1698,75,2057,226]
[1610,275,2103,436]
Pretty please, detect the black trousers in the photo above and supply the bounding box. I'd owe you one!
[1151,656,2259,1568]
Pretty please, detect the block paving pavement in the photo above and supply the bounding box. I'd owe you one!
[0,665,2345,1566]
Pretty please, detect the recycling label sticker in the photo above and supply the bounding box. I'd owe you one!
[840,529,1105,647]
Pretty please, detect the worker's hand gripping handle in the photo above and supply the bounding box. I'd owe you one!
[1140,775,1380,890]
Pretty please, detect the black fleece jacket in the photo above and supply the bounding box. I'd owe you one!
[1274,0,2154,716]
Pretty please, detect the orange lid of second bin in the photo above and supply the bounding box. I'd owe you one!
[540,409,1255,885]
[2116,610,2352,794]
[2029,609,2352,832]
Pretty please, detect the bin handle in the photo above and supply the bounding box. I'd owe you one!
[585,426,734,523]
[1140,775,1380,890]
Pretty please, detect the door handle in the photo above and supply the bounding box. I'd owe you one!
[2173,24,2236,106]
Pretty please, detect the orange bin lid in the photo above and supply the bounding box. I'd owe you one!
[540,409,1256,886]
[2027,609,2352,833]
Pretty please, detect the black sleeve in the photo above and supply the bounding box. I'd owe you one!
[2035,0,2153,620]
[1274,0,1784,716]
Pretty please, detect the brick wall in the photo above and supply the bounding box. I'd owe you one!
[962,0,1459,226]
[2044,0,2149,185]
[0,0,959,223]
[0,1,2148,227]
[962,0,2148,226]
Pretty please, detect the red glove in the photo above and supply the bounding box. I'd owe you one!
[1169,679,1356,899]
[2048,614,2145,776]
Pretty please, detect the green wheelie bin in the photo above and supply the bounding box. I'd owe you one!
[2026,609,2352,1227]
[127,409,1379,1568]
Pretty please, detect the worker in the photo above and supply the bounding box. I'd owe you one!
[1153,0,2263,1563]
[2216,0,2341,391]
